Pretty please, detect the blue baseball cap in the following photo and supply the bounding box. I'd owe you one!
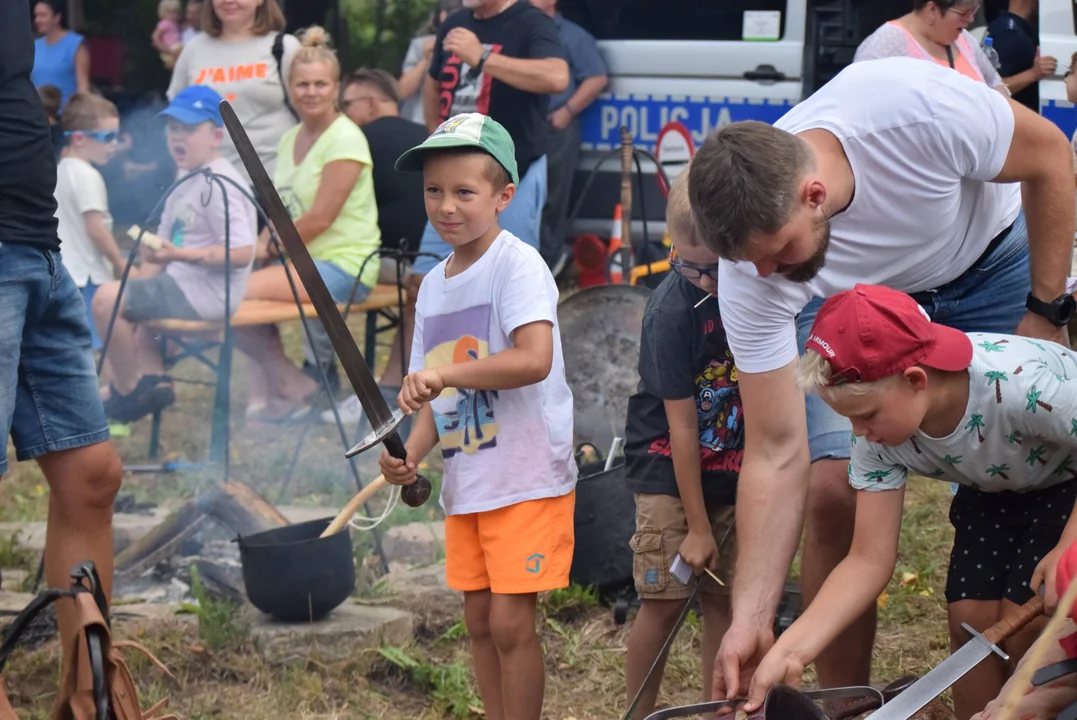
[158,86,224,127]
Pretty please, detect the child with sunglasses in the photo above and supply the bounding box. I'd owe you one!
[623,167,743,717]
[53,92,125,352]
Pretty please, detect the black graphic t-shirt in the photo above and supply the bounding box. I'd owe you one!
[0,0,60,250]
[429,2,566,179]
[625,273,743,504]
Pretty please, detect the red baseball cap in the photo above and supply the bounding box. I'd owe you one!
[804,284,973,385]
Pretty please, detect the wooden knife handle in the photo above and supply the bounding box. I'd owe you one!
[984,594,1044,645]
[320,475,388,537]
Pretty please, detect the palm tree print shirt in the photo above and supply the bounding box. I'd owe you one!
[850,332,1077,493]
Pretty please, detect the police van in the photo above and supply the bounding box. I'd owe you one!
[1040,0,1077,141]
[557,0,1030,247]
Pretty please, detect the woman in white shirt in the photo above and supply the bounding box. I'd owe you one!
[167,0,299,180]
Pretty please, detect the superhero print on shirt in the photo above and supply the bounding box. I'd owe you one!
[646,315,744,473]
[423,304,500,458]
[697,348,745,472]
[437,44,501,122]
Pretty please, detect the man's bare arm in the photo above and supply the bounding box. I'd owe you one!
[732,360,811,629]
[993,99,1076,304]
[422,74,440,133]
[482,54,569,95]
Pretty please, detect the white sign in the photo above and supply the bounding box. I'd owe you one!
[743,10,781,41]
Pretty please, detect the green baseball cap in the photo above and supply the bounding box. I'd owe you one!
[395,113,519,185]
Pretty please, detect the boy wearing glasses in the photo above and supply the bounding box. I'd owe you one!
[90,86,256,422]
[53,92,126,352]
[623,169,743,717]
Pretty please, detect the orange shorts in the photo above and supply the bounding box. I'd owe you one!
[444,490,576,594]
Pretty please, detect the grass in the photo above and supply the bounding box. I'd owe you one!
[0,314,961,718]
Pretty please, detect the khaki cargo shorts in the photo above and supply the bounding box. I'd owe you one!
[630,493,737,600]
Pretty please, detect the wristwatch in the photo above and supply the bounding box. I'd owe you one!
[1026,292,1077,327]
[474,48,491,73]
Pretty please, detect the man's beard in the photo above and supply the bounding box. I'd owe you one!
[779,215,831,284]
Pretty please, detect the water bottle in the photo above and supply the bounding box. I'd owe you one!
[982,35,1002,72]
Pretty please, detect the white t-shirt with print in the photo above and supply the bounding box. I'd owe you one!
[54,157,114,287]
[718,57,1022,375]
[410,230,577,516]
[850,333,1077,494]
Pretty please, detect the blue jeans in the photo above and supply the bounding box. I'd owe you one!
[796,209,1031,462]
[0,242,110,474]
[412,155,548,275]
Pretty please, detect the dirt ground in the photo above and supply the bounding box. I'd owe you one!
[0,318,959,719]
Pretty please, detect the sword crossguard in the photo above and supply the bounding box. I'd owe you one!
[960,622,1010,662]
[345,411,409,457]
[344,409,432,508]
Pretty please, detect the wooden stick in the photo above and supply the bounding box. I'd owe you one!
[996,581,1077,720]
[126,224,164,250]
[319,475,388,537]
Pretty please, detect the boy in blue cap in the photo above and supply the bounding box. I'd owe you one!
[92,85,257,422]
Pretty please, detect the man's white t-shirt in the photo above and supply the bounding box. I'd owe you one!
[410,230,577,516]
[54,157,114,287]
[718,57,1022,374]
[850,333,1077,494]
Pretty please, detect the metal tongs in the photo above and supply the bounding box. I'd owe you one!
[643,679,918,720]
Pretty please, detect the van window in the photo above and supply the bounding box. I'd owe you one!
[560,0,789,42]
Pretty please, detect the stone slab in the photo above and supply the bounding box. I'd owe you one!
[382,563,459,607]
[382,521,445,570]
[0,505,174,554]
[250,601,413,663]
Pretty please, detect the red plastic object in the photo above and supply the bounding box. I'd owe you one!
[1056,538,1077,657]
[83,35,125,89]
[572,233,609,289]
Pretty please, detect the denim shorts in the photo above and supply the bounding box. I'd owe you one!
[80,283,101,351]
[0,242,110,474]
[314,258,367,304]
[796,209,1031,462]
[412,155,548,275]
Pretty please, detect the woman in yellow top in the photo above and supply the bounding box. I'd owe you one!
[236,25,382,421]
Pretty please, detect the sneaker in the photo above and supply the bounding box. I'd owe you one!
[321,394,364,425]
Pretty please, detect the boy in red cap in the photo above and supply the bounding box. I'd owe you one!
[745,284,1077,719]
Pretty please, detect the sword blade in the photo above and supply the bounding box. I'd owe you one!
[219,101,395,431]
[864,641,990,720]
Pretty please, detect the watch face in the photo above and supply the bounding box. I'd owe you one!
[1061,294,1077,324]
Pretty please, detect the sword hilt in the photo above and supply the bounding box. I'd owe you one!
[383,433,432,508]
[345,411,432,507]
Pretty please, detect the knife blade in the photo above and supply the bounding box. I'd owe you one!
[219,101,430,507]
[864,594,1044,720]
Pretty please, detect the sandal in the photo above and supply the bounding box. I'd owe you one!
[102,376,175,424]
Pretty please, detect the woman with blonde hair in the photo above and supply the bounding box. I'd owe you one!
[236,26,383,421]
[167,0,299,179]
[855,0,1008,94]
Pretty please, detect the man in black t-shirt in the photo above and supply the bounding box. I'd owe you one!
[623,173,741,718]
[328,69,428,403]
[0,0,122,653]
[988,0,1055,112]
[409,0,568,279]
[341,69,428,257]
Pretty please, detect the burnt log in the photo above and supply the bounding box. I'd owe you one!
[115,481,287,586]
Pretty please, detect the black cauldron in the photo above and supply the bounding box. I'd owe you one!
[237,517,355,622]
[569,457,635,591]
